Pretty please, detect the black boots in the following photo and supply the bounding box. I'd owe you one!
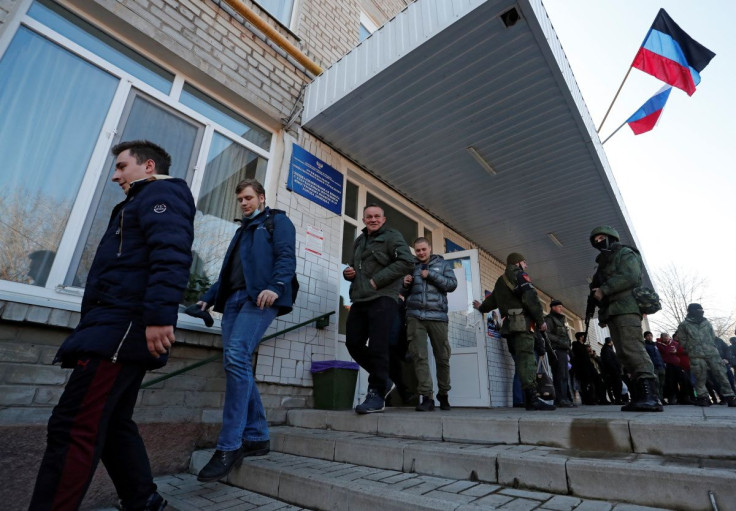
[120,492,167,511]
[621,378,663,412]
[524,388,556,410]
[415,395,435,411]
[437,394,451,411]
[197,447,245,482]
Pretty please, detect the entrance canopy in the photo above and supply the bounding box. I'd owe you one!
[303,0,651,318]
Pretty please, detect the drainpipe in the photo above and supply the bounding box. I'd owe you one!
[221,0,323,76]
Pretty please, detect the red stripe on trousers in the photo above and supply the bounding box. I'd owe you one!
[52,360,122,511]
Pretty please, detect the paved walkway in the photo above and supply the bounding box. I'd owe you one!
[94,469,668,511]
[93,473,308,511]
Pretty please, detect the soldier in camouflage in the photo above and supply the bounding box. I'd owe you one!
[473,252,554,410]
[589,226,662,412]
[675,303,736,407]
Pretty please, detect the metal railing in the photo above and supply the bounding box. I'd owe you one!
[141,311,334,389]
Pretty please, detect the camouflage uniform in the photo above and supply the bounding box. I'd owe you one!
[675,316,735,402]
[590,225,660,412]
[477,263,545,392]
[592,241,654,380]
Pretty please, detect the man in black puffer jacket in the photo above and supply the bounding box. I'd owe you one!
[29,140,195,511]
[402,237,457,411]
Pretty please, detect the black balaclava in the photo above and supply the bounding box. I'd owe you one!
[686,303,705,322]
[592,235,614,252]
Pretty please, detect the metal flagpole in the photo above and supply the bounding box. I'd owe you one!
[600,119,628,145]
[597,66,633,134]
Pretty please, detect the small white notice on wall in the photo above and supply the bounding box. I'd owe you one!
[305,226,324,256]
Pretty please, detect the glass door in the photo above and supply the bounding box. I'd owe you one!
[439,249,491,407]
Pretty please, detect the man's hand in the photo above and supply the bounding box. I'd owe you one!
[403,274,413,286]
[538,322,548,332]
[343,266,356,280]
[197,300,208,310]
[257,289,278,310]
[592,288,604,302]
[369,278,377,289]
[420,269,429,279]
[146,325,175,358]
[472,300,482,310]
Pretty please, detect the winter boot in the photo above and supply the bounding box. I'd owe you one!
[694,395,712,407]
[524,388,556,411]
[621,378,662,412]
[415,395,435,411]
[437,394,451,411]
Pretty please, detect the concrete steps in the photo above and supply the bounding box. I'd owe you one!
[189,407,736,511]
[190,449,669,511]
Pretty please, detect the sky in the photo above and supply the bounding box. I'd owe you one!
[543,1,736,325]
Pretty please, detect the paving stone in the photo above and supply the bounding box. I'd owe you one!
[472,492,515,507]
[437,480,479,494]
[460,483,502,497]
[539,495,582,510]
[498,498,545,510]
[498,487,554,501]
[572,501,613,511]
[423,489,476,504]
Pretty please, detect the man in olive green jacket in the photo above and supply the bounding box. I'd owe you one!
[675,303,736,407]
[343,204,414,414]
[473,253,554,410]
[589,225,661,412]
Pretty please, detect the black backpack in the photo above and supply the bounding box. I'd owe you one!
[263,209,299,304]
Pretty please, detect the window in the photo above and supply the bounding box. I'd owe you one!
[0,26,118,287]
[255,0,296,28]
[192,133,268,290]
[0,1,273,310]
[180,84,271,151]
[366,192,417,246]
[358,12,378,42]
[28,0,174,93]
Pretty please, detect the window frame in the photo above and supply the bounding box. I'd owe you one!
[0,2,276,312]
[358,11,378,42]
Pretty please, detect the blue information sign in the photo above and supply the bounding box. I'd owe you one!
[288,144,343,215]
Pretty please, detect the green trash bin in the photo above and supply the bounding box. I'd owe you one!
[310,360,359,410]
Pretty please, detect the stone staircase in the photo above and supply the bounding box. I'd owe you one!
[188,406,736,511]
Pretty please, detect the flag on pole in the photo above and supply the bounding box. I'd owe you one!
[632,9,715,96]
[626,85,672,135]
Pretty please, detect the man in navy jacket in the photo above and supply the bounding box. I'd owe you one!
[29,140,195,511]
[196,178,296,482]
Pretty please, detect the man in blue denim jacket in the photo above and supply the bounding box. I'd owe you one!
[196,179,296,482]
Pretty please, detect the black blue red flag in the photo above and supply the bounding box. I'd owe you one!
[632,9,715,96]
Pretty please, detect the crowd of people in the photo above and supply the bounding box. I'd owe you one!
[25,140,736,510]
[557,329,736,407]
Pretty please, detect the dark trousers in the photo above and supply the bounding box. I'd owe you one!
[603,371,623,404]
[551,349,571,403]
[345,296,395,390]
[29,357,155,511]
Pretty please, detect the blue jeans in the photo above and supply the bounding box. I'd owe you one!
[217,290,278,451]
